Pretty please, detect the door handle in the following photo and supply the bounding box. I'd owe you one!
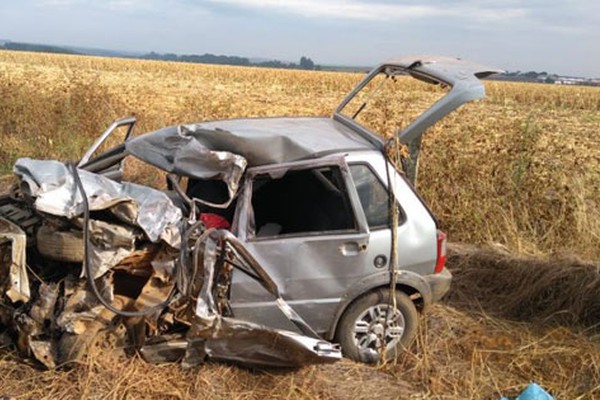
[339,241,367,256]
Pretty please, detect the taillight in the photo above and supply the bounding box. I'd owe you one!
[435,230,447,274]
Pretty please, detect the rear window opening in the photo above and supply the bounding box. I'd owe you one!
[348,164,404,229]
[338,70,449,139]
[250,166,356,238]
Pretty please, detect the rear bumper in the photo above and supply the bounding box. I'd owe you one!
[424,267,452,304]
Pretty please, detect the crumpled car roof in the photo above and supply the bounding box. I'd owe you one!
[126,116,378,170]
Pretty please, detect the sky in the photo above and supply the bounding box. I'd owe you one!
[0,0,599,77]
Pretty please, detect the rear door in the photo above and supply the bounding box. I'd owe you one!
[229,156,370,334]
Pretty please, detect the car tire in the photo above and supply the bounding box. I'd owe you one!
[335,288,418,363]
[36,225,85,263]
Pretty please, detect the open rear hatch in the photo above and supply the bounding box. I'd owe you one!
[334,55,502,147]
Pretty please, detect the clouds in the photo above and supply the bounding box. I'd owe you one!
[208,0,526,23]
[0,0,598,76]
[35,0,209,14]
[105,0,149,11]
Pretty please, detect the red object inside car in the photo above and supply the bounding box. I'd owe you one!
[200,213,230,230]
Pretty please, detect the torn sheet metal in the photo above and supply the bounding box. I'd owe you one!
[150,252,177,283]
[29,340,57,369]
[55,294,134,366]
[172,227,341,366]
[139,334,187,363]
[126,124,247,208]
[1,155,342,370]
[80,219,140,279]
[0,217,30,303]
[57,275,114,335]
[112,245,160,277]
[29,282,60,325]
[133,275,176,332]
[182,316,341,368]
[13,158,181,248]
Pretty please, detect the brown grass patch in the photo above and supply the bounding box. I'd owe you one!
[0,348,416,399]
[2,306,598,399]
[390,305,600,399]
[446,243,600,327]
[1,50,599,259]
[2,246,600,399]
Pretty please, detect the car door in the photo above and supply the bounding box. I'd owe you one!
[77,116,136,181]
[229,156,370,335]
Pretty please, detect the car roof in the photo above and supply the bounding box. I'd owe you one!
[127,116,380,168]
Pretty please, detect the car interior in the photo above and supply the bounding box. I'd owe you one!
[250,166,357,238]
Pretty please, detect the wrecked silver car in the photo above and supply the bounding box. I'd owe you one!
[0,56,499,368]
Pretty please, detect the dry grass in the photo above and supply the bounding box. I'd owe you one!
[1,246,600,399]
[0,308,597,400]
[1,50,600,399]
[0,350,417,400]
[1,50,598,259]
[394,305,600,399]
[446,243,600,327]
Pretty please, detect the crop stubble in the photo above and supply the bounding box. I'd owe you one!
[0,50,599,399]
[1,50,598,260]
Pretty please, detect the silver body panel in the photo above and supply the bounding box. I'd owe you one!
[230,150,438,338]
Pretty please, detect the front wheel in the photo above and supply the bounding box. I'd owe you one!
[335,289,418,363]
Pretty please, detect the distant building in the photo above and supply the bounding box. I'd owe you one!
[555,77,586,85]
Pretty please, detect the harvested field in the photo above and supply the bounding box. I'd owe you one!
[1,245,599,400]
[0,50,598,259]
[0,50,599,399]
[446,243,600,328]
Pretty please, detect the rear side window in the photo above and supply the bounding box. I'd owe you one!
[251,166,357,238]
[349,164,401,229]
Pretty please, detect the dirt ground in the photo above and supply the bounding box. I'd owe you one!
[1,244,599,399]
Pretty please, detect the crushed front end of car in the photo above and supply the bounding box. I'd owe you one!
[0,155,341,369]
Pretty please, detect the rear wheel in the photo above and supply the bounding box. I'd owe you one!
[336,288,418,363]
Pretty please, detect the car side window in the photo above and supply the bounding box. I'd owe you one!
[250,166,357,238]
[349,164,400,229]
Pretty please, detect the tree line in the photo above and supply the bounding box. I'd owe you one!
[0,41,321,71]
[142,52,320,70]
